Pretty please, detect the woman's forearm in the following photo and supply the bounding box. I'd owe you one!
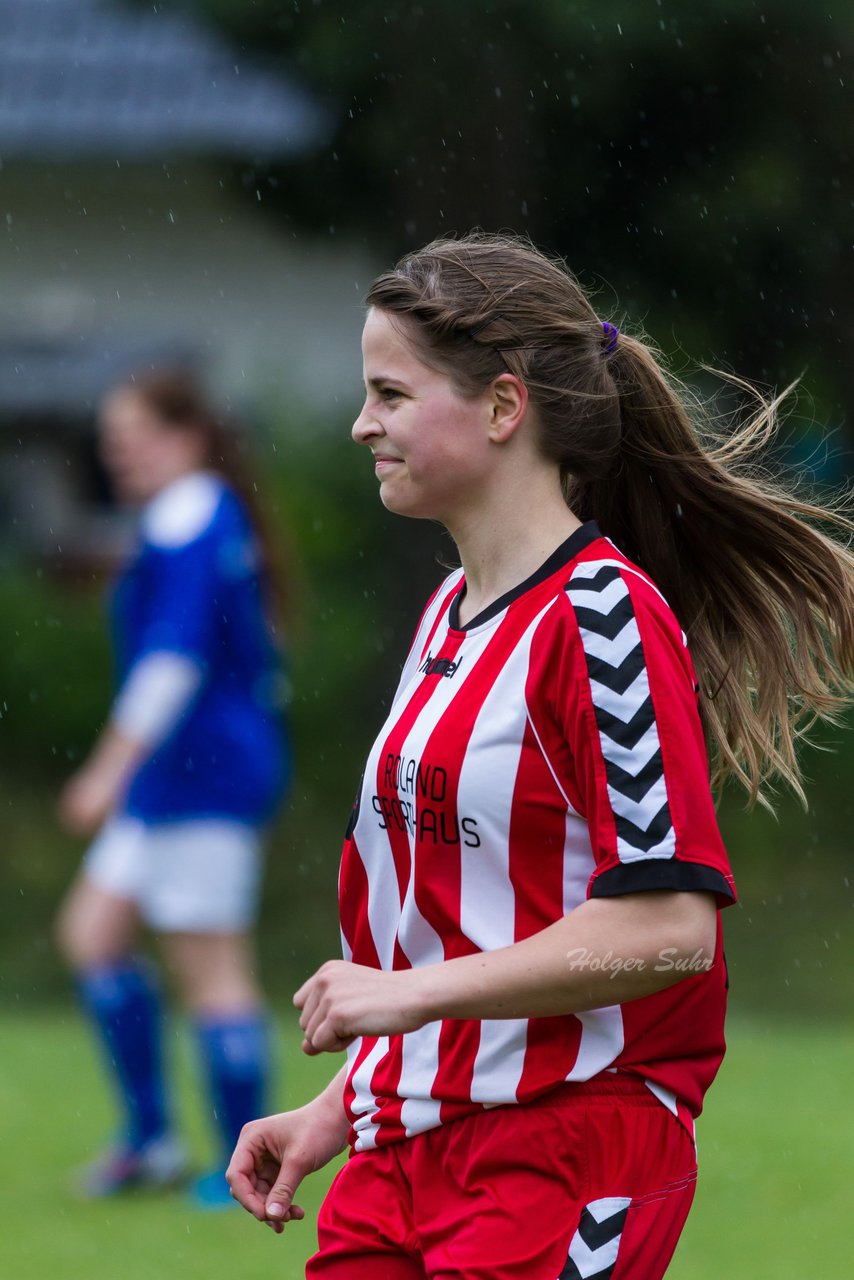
[312,1064,349,1135]
[58,651,205,835]
[295,891,720,1054]
[87,722,149,777]
[57,722,150,833]
[410,891,718,1022]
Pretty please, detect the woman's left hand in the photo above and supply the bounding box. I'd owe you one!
[294,961,427,1055]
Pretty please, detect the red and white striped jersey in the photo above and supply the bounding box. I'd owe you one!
[339,522,735,1152]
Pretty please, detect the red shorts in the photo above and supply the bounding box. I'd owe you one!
[307,1077,697,1280]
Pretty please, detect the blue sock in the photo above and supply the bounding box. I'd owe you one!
[195,1012,270,1164]
[77,961,169,1151]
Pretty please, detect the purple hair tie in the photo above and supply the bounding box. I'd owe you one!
[602,321,619,355]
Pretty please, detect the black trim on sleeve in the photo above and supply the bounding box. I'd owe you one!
[590,860,736,907]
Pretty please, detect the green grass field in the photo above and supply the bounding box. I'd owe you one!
[0,1012,849,1278]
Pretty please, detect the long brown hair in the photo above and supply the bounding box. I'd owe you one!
[366,232,854,806]
[119,368,294,637]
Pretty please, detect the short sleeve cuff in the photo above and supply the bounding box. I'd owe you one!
[589,860,736,908]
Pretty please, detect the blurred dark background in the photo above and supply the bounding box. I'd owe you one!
[1,0,851,1017]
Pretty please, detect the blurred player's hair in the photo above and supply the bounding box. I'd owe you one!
[116,368,295,639]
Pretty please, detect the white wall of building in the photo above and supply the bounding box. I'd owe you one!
[1,160,378,417]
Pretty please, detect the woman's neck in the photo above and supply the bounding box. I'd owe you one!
[448,469,582,627]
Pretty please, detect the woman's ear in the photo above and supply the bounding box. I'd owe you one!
[488,374,529,444]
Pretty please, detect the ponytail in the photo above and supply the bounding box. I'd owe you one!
[366,232,854,805]
[567,335,854,806]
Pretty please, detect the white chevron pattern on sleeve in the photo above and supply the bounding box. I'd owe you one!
[566,563,676,864]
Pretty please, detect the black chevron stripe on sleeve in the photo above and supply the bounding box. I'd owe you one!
[565,565,676,865]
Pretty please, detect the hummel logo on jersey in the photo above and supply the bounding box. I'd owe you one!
[419,651,463,679]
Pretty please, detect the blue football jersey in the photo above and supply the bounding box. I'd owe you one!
[110,472,289,824]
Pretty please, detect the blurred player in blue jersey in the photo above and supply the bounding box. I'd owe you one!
[55,369,290,1208]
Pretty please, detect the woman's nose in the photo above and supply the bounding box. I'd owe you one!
[351,401,383,444]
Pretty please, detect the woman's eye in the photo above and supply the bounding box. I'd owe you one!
[381,387,402,402]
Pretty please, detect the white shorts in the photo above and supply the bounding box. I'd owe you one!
[83,815,264,933]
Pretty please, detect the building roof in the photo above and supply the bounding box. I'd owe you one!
[0,0,328,160]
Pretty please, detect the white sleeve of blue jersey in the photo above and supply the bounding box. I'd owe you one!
[142,472,223,549]
[111,651,204,748]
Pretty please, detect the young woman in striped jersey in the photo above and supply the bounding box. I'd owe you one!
[228,234,854,1278]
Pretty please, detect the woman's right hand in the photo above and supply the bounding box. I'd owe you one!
[226,1083,349,1233]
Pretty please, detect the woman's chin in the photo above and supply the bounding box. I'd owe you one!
[377,480,408,515]
[378,485,436,521]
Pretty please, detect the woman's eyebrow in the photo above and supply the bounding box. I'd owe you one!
[366,374,409,390]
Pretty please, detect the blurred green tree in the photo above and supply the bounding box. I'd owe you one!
[186,0,853,450]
